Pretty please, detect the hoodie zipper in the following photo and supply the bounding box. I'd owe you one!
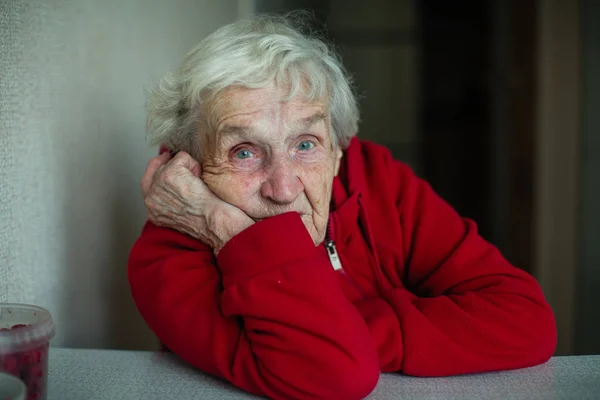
[325,216,343,271]
[325,215,365,298]
[325,241,343,271]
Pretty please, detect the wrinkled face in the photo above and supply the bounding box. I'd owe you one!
[199,85,342,245]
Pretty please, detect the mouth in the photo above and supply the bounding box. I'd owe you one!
[252,212,309,222]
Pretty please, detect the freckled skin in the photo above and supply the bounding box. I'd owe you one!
[200,86,342,245]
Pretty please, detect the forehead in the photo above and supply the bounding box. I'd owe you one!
[210,85,327,125]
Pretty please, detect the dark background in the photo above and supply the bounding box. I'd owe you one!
[255,0,599,356]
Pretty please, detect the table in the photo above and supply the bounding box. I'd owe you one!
[48,348,600,399]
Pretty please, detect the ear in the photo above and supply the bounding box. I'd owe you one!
[334,147,343,176]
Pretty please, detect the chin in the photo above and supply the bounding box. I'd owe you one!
[300,216,324,245]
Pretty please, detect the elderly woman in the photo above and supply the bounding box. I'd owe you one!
[128,13,556,400]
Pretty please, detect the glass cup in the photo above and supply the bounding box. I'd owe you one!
[0,304,55,400]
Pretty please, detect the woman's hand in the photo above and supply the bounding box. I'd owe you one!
[141,151,254,254]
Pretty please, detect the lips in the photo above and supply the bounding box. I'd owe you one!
[252,212,309,222]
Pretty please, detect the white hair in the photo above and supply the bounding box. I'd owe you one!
[145,12,359,158]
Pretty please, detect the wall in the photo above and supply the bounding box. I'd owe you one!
[0,0,240,349]
[576,0,600,355]
[254,0,420,172]
[533,0,581,355]
[328,0,419,172]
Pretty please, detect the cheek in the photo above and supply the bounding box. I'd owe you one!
[204,173,261,207]
[301,164,335,208]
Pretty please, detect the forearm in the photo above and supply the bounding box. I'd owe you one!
[354,278,556,376]
[129,214,380,400]
[383,160,556,375]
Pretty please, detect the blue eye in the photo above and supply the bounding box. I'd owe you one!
[235,149,253,159]
[297,141,315,151]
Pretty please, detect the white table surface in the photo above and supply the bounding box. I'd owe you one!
[47,348,600,400]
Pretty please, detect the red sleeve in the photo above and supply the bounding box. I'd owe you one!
[128,212,379,400]
[356,159,557,376]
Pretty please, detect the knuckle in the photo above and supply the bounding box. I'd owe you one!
[148,212,164,226]
[162,166,184,187]
[174,151,189,161]
[144,198,155,213]
[163,170,176,186]
[144,194,160,211]
[144,195,153,207]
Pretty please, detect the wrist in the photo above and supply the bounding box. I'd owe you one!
[212,217,255,254]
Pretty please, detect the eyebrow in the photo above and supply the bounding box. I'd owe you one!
[294,112,327,129]
[217,124,252,137]
[217,111,327,138]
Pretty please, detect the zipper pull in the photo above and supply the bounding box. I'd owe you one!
[325,240,343,271]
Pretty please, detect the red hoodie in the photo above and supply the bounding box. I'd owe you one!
[128,138,557,400]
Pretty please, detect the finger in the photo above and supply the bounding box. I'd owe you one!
[157,149,173,162]
[170,151,201,173]
[141,152,171,196]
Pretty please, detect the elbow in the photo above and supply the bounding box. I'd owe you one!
[510,301,557,368]
[323,358,380,400]
[270,350,380,400]
[275,329,381,399]
[326,341,380,400]
[492,279,558,368]
[528,304,557,363]
[326,338,380,400]
[342,360,380,400]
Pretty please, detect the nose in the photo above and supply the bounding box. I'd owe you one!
[261,155,304,204]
